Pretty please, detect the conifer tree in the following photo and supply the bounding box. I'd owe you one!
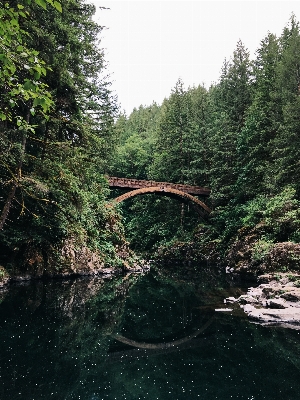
[0,0,118,263]
[110,104,159,179]
[150,79,193,183]
[272,15,300,194]
[186,85,211,187]
[208,41,252,206]
[236,32,281,198]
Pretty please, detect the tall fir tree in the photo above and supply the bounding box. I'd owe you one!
[184,85,211,187]
[272,15,300,194]
[150,78,193,184]
[236,32,281,198]
[110,104,159,179]
[0,0,119,266]
[208,41,252,206]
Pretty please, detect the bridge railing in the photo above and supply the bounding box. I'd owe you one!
[108,176,210,196]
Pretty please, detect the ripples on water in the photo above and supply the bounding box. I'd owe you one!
[0,266,300,399]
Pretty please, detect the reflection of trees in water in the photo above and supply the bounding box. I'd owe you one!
[105,315,300,400]
[0,274,140,400]
[1,270,300,400]
[116,266,226,343]
[0,288,8,306]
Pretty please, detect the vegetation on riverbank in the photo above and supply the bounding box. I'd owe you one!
[0,0,135,279]
[1,1,300,279]
[108,15,300,274]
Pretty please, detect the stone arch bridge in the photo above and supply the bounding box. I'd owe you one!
[108,176,211,214]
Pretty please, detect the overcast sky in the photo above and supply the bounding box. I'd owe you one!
[92,1,300,115]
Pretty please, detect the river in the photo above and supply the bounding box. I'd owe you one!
[0,265,300,399]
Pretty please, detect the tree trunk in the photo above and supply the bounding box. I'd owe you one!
[0,112,29,230]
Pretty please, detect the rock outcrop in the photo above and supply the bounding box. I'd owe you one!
[226,222,300,275]
[0,236,149,287]
[225,273,300,329]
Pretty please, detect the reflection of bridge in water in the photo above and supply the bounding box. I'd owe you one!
[108,177,211,214]
[107,317,214,362]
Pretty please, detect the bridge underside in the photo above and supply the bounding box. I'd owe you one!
[112,186,211,214]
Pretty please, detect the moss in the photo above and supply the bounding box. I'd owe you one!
[0,266,10,286]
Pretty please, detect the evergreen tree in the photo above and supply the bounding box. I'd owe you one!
[272,15,300,194]
[0,0,119,266]
[186,85,211,187]
[110,104,159,179]
[208,41,252,206]
[0,0,61,230]
[150,78,193,184]
[236,32,281,198]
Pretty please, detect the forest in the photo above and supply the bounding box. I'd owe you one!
[1,0,300,279]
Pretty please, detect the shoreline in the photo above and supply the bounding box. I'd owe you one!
[0,263,150,290]
[225,272,300,329]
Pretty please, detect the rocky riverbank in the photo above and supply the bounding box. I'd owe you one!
[0,237,149,289]
[225,272,300,329]
[0,264,149,290]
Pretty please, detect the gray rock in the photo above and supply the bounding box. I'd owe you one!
[266,299,287,309]
[224,273,300,329]
[247,307,300,324]
[243,304,256,313]
[281,289,300,302]
[225,297,237,303]
[257,274,273,283]
[237,295,259,304]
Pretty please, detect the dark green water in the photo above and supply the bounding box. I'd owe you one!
[0,267,300,400]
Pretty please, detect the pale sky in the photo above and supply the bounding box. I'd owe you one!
[92,1,300,115]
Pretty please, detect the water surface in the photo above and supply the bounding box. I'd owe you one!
[0,267,299,399]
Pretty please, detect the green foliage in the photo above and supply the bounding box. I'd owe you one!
[0,2,54,126]
[109,104,159,179]
[240,186,300,242]
[110,20,300,258]
[0,266,9,281]
[271,15,300,194]
[150,78,189,182]
[236,33,281,198]
[3,3,300,270]
[252,238,275,262]
[112,132,154,179]
[121,196,198,252]
[208,41,252,205]
[0,0,122,270]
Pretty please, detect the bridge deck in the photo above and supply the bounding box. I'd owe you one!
[108,177,210,196]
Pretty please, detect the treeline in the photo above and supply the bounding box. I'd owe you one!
[2,2,300,272]
[0,0,127,272]
[109,15,300,262]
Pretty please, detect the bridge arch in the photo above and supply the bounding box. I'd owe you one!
[112,186,211,214]
[113,317,214,349]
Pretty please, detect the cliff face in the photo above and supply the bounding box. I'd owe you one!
[0,207,148,286]
[226,224,300,275]
[0,240,114,286]
[0,238,147,287]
